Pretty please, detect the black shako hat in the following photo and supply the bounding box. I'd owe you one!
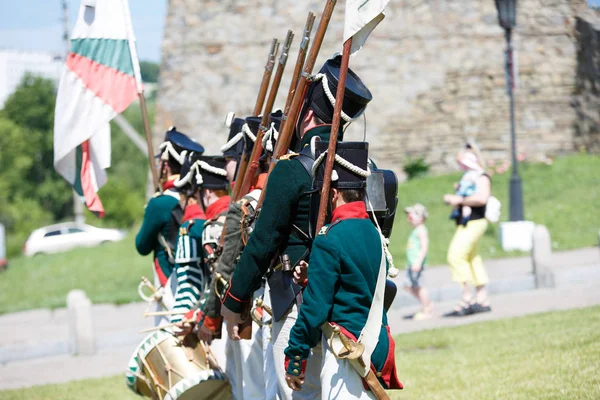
[193,154,229,191]
[222,116,246,160]
[244,116,261,156]
[176,153,229,194]
[312,141,369,190]
[308,55,373,125]
[157,127,205,163]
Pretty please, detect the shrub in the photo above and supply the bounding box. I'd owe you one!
[403,157,430,180]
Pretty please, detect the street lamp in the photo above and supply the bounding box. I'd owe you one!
[495,0,524,221]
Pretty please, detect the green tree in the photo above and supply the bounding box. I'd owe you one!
[0,74,152,257]
[1,74,72,220]
[139,61,160,83]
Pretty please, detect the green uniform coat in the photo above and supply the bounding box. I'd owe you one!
[135,183,181,286]
[223,126,332,313]
[284,201,402,390]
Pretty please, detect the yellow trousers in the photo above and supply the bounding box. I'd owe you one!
[447,218,489,286]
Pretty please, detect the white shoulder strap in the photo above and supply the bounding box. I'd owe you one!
[245,189,262,210]
[356,233,387,377]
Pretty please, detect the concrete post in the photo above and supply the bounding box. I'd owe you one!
[531,225,554,289]
[67,290,96,355]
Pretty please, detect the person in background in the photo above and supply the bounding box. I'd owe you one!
[443,142,492,317]
[403,203,433,320]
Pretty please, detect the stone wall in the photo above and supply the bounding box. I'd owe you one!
[573,13,600,153]
[155,0,589,175]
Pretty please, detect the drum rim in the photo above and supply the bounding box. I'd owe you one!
[125,329,175,391]
[163,369,230,400]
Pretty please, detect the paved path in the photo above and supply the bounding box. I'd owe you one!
[388,281,600,334]
[0,247,597,391]
[1,282,599,391]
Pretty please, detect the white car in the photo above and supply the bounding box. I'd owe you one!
[23,223,126,257]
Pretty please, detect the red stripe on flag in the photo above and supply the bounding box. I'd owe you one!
[81,140,105,218]
[66,52,138,113]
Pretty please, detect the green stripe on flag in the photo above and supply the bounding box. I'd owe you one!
[70,38,134,77]
[73,145,84,197]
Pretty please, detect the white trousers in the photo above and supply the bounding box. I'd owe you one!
[226,287,270,400]
[320,335,375,400]
[272,303,322,400]
[152,269,176,326]
[262,286,281,399]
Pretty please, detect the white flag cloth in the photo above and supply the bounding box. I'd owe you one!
[344,0,390,54]
[53,0,142,217]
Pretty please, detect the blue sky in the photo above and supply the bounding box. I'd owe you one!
[1,0,598,63]
[0,0,166,62]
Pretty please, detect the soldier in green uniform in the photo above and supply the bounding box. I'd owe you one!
[135,128,204,326]
[221,55,373,400]
[203,111,283,400]
[283,141,403,399]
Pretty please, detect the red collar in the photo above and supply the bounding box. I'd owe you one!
[331,201,369,223]
[162,175,179,191]
[205,195,230,220]
[183,204,206,222]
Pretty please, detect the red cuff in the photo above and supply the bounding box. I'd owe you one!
[299,277,308,288]
[203,315,223,332]
[285,356,307,376]
[221,278,250,314]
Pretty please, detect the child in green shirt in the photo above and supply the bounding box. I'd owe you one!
[404,203,433,320]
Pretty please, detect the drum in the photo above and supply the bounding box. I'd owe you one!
[126,329,232,400]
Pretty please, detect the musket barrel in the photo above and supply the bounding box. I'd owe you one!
[255,8,324,210]
[275,0,337,156]
[252,39,280,116]
[232,38,280,201]
[279,12,315,138]
[237,30,294,201]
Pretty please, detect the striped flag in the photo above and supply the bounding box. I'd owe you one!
[344,0,391,54]
[53,0,143,217]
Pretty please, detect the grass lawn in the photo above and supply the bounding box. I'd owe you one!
[0,235,149,315]
[391,305,600,399]
[2,306,598,399]
[0,154,597,314]
[389,153,600,265]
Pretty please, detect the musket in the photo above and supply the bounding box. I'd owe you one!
[234,31,293,341]
[260,12,315,174]
[254,6,330,210]
[280,13,315,132]
[231,38,280,202]
[236,30,294,201]
[314,39,353,232]
[273,1,336,158]
[315,37,388,400]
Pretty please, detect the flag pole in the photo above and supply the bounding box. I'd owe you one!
[315,38,352,232]
[120,0,161,193]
